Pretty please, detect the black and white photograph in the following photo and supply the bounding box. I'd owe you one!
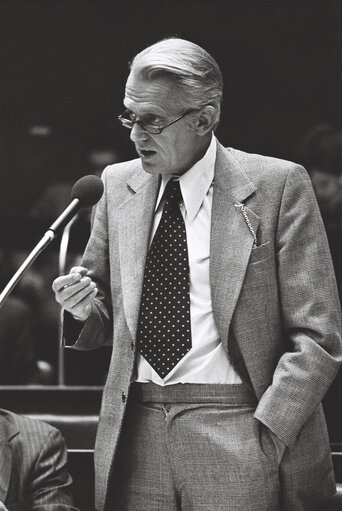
[1,1,342,509]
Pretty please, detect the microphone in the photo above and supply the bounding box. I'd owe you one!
[48,175,104,234]
[0,175,104,308]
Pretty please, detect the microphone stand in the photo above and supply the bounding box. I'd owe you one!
[0,175,103,383]
[57,214,79,386]
[0,199,81,310]
[0,230,56,309]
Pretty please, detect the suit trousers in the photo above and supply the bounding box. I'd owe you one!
[107,383,281,511]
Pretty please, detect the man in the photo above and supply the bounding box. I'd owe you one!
[52,38,342,510]
[0,408,78,510]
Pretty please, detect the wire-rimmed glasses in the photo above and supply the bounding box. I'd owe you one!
[118,109,197,135]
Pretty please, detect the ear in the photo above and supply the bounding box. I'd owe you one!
[194,105,217,135]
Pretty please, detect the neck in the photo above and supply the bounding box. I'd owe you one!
[172,133,213,178]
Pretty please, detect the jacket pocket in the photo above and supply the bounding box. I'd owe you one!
[249,241,271,265]
[260,423,278,466]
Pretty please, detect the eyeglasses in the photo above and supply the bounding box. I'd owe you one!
[118,108,197,135]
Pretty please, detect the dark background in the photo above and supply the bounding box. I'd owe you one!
[0,0,342,215]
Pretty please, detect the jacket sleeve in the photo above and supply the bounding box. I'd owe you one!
[62,168,113,351]
[254,165,342,448]
[30,427,79,510]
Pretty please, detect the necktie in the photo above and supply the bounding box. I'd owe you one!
[137,179,192,378]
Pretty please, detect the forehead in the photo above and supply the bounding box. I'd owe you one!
[124,73,184,115]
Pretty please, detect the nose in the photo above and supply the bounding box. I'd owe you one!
[130,122,149,144]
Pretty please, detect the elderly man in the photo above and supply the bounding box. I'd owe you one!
[0,408,77,510]
[53,38,342,511]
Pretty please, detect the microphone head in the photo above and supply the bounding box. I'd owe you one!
[71,175,104,208]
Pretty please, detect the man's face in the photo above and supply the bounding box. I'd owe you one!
[124,73,202,176]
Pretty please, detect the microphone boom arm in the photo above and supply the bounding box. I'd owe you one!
[0,174,103,310]
[0,229,56,308]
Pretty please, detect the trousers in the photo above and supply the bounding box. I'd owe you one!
[106,382,281,510]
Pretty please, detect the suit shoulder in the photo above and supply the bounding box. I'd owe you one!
[226,147,306,181]
[219,147,313,206]
[2,409,62,447]
[102,157,141,183]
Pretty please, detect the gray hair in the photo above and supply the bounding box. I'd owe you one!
[129,38,223,129]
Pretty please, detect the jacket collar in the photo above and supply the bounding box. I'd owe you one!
[214,142,256,203]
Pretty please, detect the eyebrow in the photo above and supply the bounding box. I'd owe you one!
[125,108,166,122]
[123,100,167,118]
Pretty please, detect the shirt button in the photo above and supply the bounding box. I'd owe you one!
[122,392,126,403]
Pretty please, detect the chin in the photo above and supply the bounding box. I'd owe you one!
[141,161,160,175]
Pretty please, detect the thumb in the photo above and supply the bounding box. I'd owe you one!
[69,266,89,276]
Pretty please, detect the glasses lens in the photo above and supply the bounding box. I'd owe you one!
[120,118,133,129]
[118,111,163,134]
[143,124,161,135]
[118,112,133,128]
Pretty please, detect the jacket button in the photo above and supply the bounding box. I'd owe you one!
[122,392,126,403]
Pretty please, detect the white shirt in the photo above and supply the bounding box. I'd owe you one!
[136,135,242,385]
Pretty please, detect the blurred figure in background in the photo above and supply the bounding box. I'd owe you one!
[300,124,342,446]
[0,250,54,384]
[0,296,39,385]
[0,126,118,384]
[25,138,121,384]
[299,124,342,300]
[85,137,122,177]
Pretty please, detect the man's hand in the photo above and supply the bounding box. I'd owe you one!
[52,266,98,322]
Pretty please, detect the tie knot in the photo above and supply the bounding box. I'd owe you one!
[163,179,182,207]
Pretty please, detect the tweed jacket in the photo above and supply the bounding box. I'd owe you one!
[65,142,342,510]
[0,409,78,510]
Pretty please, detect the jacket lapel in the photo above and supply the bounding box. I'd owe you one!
[210,143,259,347]
[118,168,160,340]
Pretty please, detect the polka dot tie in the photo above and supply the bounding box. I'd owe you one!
[136,179,192,379]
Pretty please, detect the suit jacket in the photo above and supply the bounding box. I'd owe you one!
[0,409,78,510]
[65,142,342,510]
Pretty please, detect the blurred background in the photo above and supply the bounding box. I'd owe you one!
[0,0,341,411]
[1,0,342,216]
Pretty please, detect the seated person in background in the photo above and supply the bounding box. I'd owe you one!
[0,408,78,510]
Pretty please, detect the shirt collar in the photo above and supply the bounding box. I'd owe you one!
[155,135,217,223]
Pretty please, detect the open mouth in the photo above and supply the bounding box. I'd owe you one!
[140,150,156,158]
